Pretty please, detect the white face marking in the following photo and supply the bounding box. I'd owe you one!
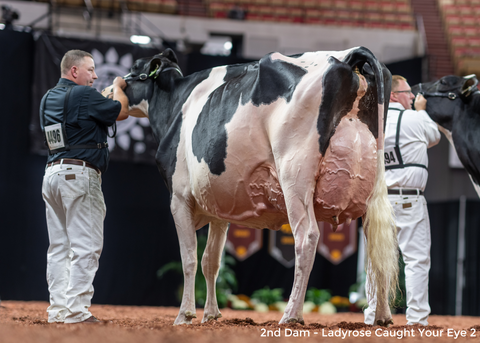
[129,99,149,118]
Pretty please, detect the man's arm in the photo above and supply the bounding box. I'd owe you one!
[414,94,441,147]
[112,77,129,121]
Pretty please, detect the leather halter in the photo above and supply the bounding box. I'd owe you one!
[123,65,183,82]
[417,75,479,100]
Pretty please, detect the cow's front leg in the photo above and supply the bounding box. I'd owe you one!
[201,220,229,323]
[172,196,198,325]
[279,200,320,325]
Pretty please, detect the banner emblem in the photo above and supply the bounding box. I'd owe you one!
[317,220,358,265]
[226,223,262,261]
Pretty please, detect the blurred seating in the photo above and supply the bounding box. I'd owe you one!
[126,0,177,14]
[34,0,416,31]
[208,0,415,30]
[40,0,179,14]
[438,0,480,74]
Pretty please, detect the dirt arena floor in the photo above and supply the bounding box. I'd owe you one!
[1,301,479,343]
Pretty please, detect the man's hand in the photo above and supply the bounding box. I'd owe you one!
[101,86,113,99]
[101,77,130,120]
[112,77,130,121]
[101,77,126,99]
[414,94,427,111]
[113,77,127,90]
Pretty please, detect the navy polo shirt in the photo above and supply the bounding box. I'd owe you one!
[40,78,121,173]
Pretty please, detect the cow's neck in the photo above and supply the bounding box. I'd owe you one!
[147,70,212,192]
[149,75,183,140]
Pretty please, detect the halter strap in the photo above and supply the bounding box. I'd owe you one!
[123,65,183,82]
[417,76,480,100]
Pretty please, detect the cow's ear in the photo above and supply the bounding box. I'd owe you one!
[148,57,162,75]
[161,48,178,65]
[461,74,478,99]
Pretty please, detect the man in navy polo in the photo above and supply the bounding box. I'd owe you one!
[41,49,130,324]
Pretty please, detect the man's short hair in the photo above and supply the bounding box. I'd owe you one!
[60,50,93,75]
[391,75,407,91]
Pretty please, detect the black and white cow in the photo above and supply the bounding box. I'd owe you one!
[412,75,480,196]
[106,47,399,326]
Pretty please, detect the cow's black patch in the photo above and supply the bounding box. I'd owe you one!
[151,69,212,193]
[126,79,155,108]
[316,57,359,155]
[356,63,390,137]
[191,54,307,175]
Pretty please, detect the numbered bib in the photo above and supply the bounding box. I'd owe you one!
[384,147,400,166]
[45,123,65,151]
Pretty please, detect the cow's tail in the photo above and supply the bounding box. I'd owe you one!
[347,47,398,309]
[363,145,398,309]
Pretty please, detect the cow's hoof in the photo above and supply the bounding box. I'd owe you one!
[280,318,305,325]
[173,311,197,325]
[375,318,394,327]
[202,312,222,323]
[185,311,197,320]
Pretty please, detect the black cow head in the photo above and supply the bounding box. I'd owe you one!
[411,75,479,131]
[102,49,182,118]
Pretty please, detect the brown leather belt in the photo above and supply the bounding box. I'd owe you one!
[47,159,100,174]
[388,189,423,195]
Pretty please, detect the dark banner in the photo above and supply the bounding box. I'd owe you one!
[268,224,295,268]
[267,220,358,267]
[225,223,262,261]
[317,220,358,265]
[30,33,162,164]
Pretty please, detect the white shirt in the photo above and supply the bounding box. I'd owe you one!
[384,102,441,191]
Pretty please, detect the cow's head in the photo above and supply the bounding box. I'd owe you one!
[102,49,182,118]
[411,75,479,131]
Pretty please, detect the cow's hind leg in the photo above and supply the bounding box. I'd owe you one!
[201,220,229,323]
[280,199,320,324]
[172,197,198,325]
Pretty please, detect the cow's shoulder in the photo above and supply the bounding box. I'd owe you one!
[176,69,213,98]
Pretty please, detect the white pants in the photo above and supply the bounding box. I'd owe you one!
[42,162,106,323]
[364,193,431,326]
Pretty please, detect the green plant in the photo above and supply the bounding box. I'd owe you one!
[251,286,284,305]
[157,233,237,308]
[305,288,332,305]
